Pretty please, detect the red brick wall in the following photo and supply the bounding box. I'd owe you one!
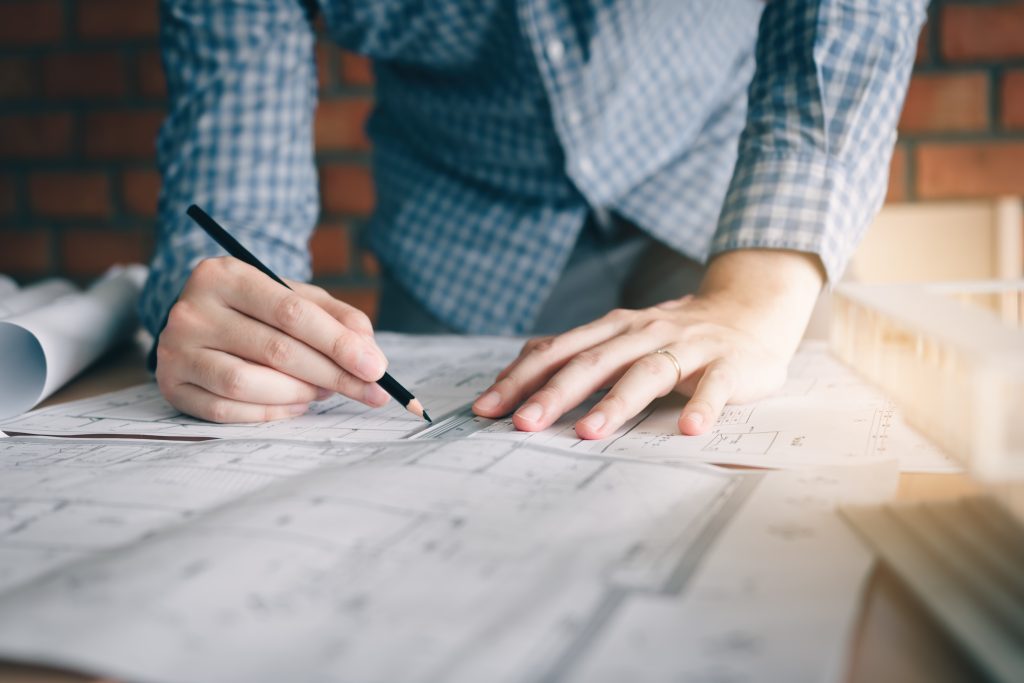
[1,0,1022,320]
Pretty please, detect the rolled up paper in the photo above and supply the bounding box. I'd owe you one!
[0,278,77,320]
[0,265,147,419]
[0,275,15,300]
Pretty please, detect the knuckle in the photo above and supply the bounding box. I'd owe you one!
[599,392,630,415]
[496,372,523,394]
[330,367,355,393]
[640,318,676,337]
[273,294,306,328]
[706,363,735,386]
[533,384,564,405]
[191,257,226,282]
[264,337,292,367]
[680,322,716,344]
[353,310,373,331]
[207,400,233,424]
[221,368,247,398]
[165,300,195,335]
[531,336,558,355]
[569,349,603,370]
[330,331,357,366]
[604,307,631,323]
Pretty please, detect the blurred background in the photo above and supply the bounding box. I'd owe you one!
[0,0,1023,321]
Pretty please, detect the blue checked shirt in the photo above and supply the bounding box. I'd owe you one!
[141,0,925,337]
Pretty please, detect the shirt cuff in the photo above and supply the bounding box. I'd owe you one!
[710,150,876,284]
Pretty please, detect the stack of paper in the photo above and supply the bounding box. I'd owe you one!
[0,331,949,682]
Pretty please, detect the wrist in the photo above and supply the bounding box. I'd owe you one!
[695,248,825,350]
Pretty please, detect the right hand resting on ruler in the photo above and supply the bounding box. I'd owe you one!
[154,256,391,423]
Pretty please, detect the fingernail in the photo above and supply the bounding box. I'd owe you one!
[364,383,391,406]
[315,388,333,401]
[578,411,606,433]
[684,412,704,427]
[515,402,543,423]
[289,403,309,416]
[474,390,502,412]
[355,350,384,380]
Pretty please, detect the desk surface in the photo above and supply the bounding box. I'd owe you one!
[0,348,988,683]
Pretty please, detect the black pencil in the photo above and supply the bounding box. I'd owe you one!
[186,204,431,423]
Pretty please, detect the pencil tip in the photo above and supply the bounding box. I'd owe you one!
[407,399,430,422]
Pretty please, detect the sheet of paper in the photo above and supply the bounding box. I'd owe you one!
[418,341,959,473]
[0,267,146,419]
[1,336,955,472]
[0,278,76,320]
[563,461,898,683]
[1,334,523,440]
[0,435,895,683]
[0,436,735,682]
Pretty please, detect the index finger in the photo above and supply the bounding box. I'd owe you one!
[220,261,387,382]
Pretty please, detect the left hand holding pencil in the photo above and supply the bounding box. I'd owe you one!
[155,256,391,423]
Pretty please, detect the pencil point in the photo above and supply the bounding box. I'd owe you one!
[407,399,430,422]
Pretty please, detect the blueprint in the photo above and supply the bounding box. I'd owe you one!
[0,436,893,683]
[0,334,523,441]
[1,337,956,472]
[418,342,959,473]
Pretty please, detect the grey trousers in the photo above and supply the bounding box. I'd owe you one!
[376,218,707,335]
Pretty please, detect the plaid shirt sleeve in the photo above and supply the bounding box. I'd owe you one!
[139,0,320,338]
[710,0,927,282]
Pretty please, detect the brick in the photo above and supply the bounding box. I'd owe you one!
[0,175,17,216]
[323,286,379,322]
[60,228,151,276]
[320,164,375,216]
[899,72,989,133]
[310,223,352,276]
[136,49,166,99]
[941,4,1024,62]
[339,52,374,86]
[885,144,907,203]
[43,52,127,99]
[916,142,1024,199]
[0,230,51,275]
[84,109,164,160]
[1001,70,1024,130]
[77,0,158,40]
[121,168,161,216]
[0,0,62,46]
[29,172,111,219]
[915,22,929,65]
[360,250,380,277]
[315,98,373,151]
[0,113,73,160]
[0,57,37,100]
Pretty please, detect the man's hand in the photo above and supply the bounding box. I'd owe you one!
[155,256,390,423]
[472,248,825,439]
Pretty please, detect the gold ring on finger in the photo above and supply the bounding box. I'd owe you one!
[651,348,683,385]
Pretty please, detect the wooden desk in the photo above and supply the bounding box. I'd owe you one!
[0,350,988,683]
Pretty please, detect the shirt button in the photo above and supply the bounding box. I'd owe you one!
[546,39,565,64]
[565,108,582,126]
